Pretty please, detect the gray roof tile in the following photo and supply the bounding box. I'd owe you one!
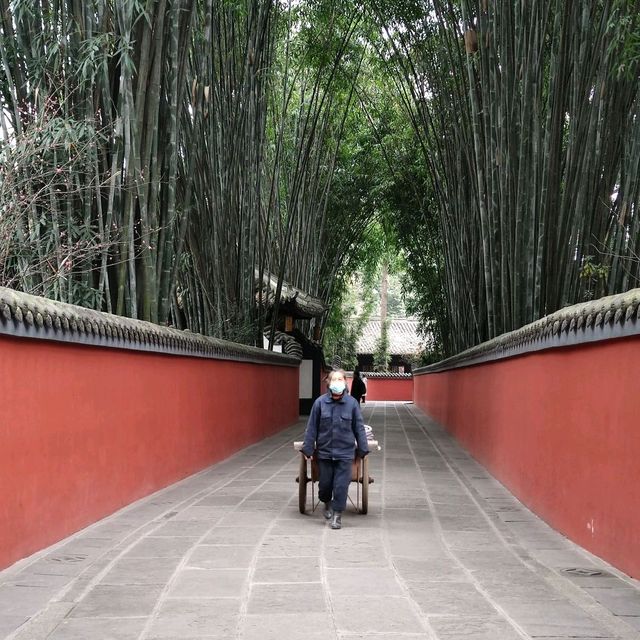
[357,318,423,355]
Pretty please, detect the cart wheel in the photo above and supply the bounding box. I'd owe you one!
[298,454,308,514]
[360,456,369,515]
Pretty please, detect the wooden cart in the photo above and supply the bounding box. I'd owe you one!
[293,440,380,515]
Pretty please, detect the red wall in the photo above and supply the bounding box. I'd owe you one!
[414,336,640,578]
[367,377,413,401]
[0,335,298,570]
[351,377,413,401]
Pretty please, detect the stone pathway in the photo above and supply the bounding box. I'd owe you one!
[1,402,639,639]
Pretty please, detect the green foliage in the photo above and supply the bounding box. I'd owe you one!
[579,256,610,302]
[323,309,360,371]
[373,319,390,371]
[385,272,407,317]
[323,267,377,370]
[370,0,640,358]
[607,0,640,78]
[4,0,639,366]
[0,100,107,301]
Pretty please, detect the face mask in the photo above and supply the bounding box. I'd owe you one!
[329,381,346,395]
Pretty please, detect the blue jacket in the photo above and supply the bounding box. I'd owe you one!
[301,392,369,461]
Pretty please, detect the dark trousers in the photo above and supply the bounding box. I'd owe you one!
[317,458,352,512]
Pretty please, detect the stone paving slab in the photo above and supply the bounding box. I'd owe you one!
[429,616,524,640]
[146,597,240,639]
[1,402,639,639]
[47,617,146,640]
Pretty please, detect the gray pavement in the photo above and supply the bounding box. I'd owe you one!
[1,402,639,640]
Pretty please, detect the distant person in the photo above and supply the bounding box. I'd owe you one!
[350,367,367,405]
[301,369,369,530]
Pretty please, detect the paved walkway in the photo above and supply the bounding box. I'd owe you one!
[1,402,639,640]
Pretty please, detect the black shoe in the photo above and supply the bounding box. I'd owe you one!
[331,512,342,529]
[323,502,333,519]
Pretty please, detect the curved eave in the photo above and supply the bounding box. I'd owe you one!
[257,271,327,319]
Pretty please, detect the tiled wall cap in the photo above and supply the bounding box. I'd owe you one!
[414,288,640,374]
[0,287,300,366]
[358,371,413,379]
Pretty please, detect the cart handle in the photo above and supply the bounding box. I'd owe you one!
[293,440,381,451]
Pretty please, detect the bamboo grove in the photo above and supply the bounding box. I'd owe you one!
[0,0,370,345]
[373,0,640,355]
[1,1,640,358]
